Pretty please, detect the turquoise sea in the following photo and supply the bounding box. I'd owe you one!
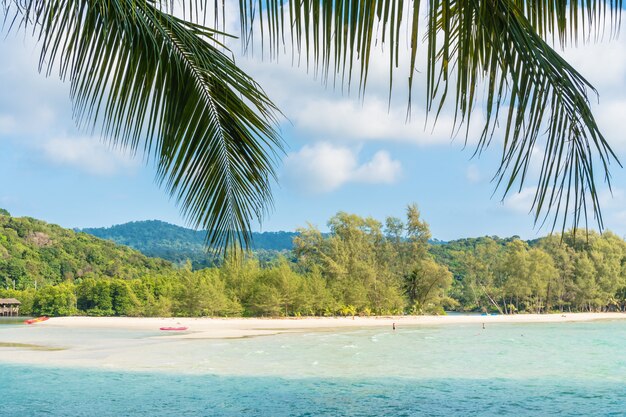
[2,320,626,416]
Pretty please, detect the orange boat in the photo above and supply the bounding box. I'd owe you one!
[24,316,49,325]
[159,326,188,331]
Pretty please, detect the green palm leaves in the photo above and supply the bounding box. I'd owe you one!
[235,0,621,231]
[1,0,622,249]
[4,0,282,249]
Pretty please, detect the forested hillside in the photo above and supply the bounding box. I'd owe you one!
[2,207,626,318]
[0,212,172,289]
[81,220,297,268]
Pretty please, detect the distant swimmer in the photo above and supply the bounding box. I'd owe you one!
[392,323,396,331]
[482,323,485,330]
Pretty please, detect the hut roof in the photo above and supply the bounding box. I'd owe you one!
[0,298,21,305]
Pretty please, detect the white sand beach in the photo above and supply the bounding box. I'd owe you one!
[38,312,626,339]
[2,313,626,374]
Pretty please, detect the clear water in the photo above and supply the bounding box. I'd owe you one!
[1,321,626,416]
[0,317,29,325]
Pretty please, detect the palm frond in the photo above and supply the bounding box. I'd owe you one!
[3,0,283,250]
[233,0,621,232]
[451,0,619,232]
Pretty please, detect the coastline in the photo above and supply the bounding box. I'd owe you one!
[3,312,626,375]
[4,315,626,414]
[38,312,626,339]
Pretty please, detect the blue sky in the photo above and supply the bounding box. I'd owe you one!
[1,17,626,241]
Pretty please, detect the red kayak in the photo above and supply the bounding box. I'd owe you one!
[24,316,49,325]
[159,326,188,331]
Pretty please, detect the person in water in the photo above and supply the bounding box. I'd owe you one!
[392,323,396,331]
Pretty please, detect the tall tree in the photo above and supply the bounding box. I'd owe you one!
[455,238,503,312]
[526,248,558,313]
[404,258,453,314]
[500,240,531,312]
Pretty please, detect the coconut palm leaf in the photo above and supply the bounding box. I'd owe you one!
[2,0,282,249]
[234,0,622,232]
[1,0,621,248]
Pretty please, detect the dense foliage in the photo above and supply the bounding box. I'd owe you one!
[438,232,626,314]
[81,221,297,269]
[2,208,626,317]
[0,213,172,291]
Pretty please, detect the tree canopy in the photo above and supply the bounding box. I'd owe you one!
[4,208,626,317]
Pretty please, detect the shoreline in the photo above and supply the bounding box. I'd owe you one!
[38,312,626,339]
[3,312,626,375]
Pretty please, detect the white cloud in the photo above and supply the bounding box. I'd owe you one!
[559,34,626,154]
[561,38,626,92]
[353,151,403,183]
[503,187,537,214]
[283,143,402,193]
[283,143,355,193]
[288,97,482,146]
[0,37,140,176]
[40,137,138,176]
[595,100,626,150]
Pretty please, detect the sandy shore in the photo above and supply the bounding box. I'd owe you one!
[3,313,626,373]
[39,312,626,339]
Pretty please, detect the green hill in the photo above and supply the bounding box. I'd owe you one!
[0,210,247,317]
[80,220,298,268]
[0,213,172,291]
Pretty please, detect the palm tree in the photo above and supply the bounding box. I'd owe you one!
[1,0,621,248]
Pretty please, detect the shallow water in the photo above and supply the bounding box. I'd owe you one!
[1,321,626,416]
[0,317,30,325]
[3,365,625,417]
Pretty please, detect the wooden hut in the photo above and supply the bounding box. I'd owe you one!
[0,298,21,316]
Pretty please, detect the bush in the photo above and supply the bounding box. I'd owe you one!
[32,284,76,316]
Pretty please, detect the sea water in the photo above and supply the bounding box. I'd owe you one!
[1,321,626,416]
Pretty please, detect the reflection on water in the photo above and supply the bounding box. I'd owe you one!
[0,317,30,325]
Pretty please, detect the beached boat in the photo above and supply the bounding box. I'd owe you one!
[159,326,188,331]
[24,316,49,325]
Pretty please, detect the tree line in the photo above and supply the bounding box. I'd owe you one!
[442,231,626,314]
[2,207,626,317]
